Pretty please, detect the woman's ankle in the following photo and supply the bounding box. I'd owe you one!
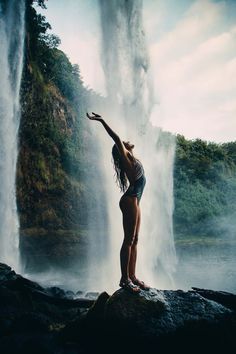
[120,276,130,284]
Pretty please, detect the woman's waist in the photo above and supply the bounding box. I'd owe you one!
[128,174,146,188]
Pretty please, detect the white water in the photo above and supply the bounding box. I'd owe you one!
[85,0,177,292]
[0,0,25,271]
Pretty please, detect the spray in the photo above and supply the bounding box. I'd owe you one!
[0,0,25,271]
[85,0,177,291]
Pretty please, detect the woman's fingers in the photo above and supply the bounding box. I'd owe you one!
[87,112,101,120]
[92,112,101,117]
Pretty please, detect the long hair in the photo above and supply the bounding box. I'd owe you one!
[112,144,128,192]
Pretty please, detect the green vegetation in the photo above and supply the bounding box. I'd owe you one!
[17,0,100,234]
[174,135,236,238]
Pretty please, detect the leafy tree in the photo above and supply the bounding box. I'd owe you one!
[174,135,236,238]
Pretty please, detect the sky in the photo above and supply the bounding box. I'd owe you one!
[38,0,236,143]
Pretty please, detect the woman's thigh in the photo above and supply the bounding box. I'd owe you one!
[120,196,139,242]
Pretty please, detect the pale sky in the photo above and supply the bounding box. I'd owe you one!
[38,0,236,143]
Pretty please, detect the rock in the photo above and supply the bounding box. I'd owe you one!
[75,290,84,297]
[46,286,68,299]
[87,292,110,320]
[101,288,235,353]
[0,263,235,354]
[0,263,94,353]
[105,288,231,336]
[10,312,51,333]
[85,291,100,300]
[0,263,18,283]
[192,287,236,311]
[65,290,75,299]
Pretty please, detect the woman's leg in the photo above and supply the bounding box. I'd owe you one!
[119,196,139,283]
[129,205,141,279]
[129,204,150,290]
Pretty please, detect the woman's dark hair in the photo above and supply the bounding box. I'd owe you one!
[112,144,128,192]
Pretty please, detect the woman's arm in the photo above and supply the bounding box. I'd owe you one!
[86,112,128,159]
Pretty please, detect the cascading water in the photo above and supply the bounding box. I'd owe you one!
[0,0,25,271]
[87,0,177,291]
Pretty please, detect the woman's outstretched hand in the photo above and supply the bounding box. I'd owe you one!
[86,112,103,121]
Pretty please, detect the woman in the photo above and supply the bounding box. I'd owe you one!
[87,112,150,293]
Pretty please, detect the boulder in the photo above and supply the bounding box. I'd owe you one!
[105,287,231,337]
[0,263,235,354]
[91,288,235,353]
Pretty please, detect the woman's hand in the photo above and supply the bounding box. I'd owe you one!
[86,112,103,121]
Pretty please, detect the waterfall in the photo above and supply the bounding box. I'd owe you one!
[88,0,177,291]
[0,0,25,271]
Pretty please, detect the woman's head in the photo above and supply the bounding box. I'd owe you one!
[112,144,128,192]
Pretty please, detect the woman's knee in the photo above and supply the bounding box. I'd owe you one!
[133,235,139,245]
[123,233,136,246]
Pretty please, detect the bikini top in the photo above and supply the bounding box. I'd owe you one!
[134,159,144,181]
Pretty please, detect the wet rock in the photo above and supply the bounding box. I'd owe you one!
[0,263,235,354]
[85,291,100,300]
[65,290,75,299]
[87,291,110,320]
[75,290,84,297]
[102,288,235,353]
[192,287,236,311]
[45,286,67,299]
[105,288,231,337]
[0,263,95,353]
[0,263,18,283]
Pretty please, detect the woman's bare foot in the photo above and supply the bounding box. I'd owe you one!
[130,276,150,290]
[119,278,140,293]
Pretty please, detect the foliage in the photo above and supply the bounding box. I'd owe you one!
[174,135,236,237]
[18,0,106,232]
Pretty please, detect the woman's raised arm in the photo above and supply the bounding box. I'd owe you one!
[86,112,128,160]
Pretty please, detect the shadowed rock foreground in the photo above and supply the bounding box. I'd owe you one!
[0,263,235,354]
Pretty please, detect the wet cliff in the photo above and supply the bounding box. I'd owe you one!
[16,1,107,271]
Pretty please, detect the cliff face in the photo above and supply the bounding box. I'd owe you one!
[17,64,85,270]
[16,1,109,272]
[16,1,93,271]
[18,69,75,229]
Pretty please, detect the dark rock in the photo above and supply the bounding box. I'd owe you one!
[65,290,75,299]
[46,286,67,299]
[0,286,22,308]
[75,290,84,297]
[0,263,235,354]
[85,291,99,300]
[192,287,236,311]
[105,287,231,335]
[102,288,235,353]
[0,263,18,283]
[10,312,51,333]
[0,333,62,354]
[87,291,110,320]
[0,263,94,353]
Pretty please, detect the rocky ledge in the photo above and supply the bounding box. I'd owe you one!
[0,263,235,354]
